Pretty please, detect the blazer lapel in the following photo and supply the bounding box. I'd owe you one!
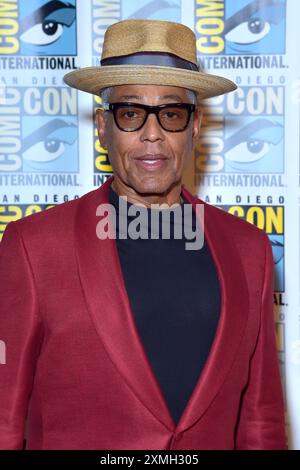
[175,185,250,433]
[75,175,249,434]
[75,175,175,431]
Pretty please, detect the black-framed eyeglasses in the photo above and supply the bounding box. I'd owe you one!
[102,102,196,132]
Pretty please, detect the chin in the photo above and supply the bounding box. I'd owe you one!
[132,180,171,196]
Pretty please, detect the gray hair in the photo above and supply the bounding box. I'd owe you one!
[99,87,113,106]
[99,86,198,105]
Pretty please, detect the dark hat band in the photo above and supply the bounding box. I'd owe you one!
[100,52,199,71]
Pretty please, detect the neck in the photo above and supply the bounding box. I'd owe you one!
[111,179,183,208]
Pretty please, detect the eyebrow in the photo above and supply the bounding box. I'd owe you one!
[158,94,185,101]
[116,94,186,102]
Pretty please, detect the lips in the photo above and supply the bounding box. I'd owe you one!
[134,154,169,171]
[134,154,169,161]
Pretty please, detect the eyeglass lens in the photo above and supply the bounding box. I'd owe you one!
[115,105,190,131]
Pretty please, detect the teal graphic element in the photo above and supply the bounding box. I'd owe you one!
[269,234,284,292]
[19,0,76,56]
[225,0,286,54]
[22,117,78,172]
[122,0,180,21]
[224,117,284,173]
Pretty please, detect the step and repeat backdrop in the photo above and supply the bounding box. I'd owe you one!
[0,0,299,449]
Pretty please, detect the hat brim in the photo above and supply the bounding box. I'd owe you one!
[63,65,237,101]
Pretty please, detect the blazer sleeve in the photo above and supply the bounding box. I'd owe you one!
[235,233,287,449]
[0,221,43,450]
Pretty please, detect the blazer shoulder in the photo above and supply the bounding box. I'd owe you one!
[199,198,269,247]
[3,186,101,242]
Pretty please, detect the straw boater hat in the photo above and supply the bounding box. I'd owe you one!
[63,19,237,101]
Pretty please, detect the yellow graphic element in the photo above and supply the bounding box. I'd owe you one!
[0,205,22,235]
[94,95,102,105]
[24,204,55,216]
[227,205,283,234]
[0,0,19,54]
[0,204,55,240]
[93,108,113,173]
[195,0,225,54]
[95,154,112,172]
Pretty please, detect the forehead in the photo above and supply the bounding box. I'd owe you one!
[107,84,193,102]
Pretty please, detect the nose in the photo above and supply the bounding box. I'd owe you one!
[139,111,165,142]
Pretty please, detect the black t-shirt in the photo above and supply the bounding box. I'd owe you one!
[109,185,221,424]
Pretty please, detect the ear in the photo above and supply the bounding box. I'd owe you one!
[192,107,203,143]
[95,108,107,150]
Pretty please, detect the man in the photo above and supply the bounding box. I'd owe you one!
[0,19,286,450]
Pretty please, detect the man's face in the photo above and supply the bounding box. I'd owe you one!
[96,84,201,204]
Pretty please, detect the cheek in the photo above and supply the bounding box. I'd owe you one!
[171,135,193,165]
[106,131,138,169]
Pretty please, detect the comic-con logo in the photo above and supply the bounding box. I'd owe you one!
[0,0,76,55]
[0,86,78,172]
[195,85,284,174]
[221,204,284,292]
[0,204,54,240]
[195,0,286,55]
[93,95,112,174]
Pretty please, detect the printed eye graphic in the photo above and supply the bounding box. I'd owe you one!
[24,139,65,162]
[225,18,271,44]
[20,22,64,46]
[270,237,284,264]
[22,119,77,163]
[224,0,285,47]
[20,0,76,46]
[224,118,283,166]
[226,139,270,163]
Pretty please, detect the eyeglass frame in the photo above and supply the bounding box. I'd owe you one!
[101,101,196,132]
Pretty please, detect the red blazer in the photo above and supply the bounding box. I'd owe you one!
[0,175,286,450]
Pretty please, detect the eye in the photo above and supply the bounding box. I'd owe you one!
[165,111,177,119]
[117,108,143,121]
[22,119,77,163]
[23,139,65,162]
[20,21,64,45]
[123,111,139,119]
[225,18,271,44]
[225,138,270,163]
[160,108,185,120]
